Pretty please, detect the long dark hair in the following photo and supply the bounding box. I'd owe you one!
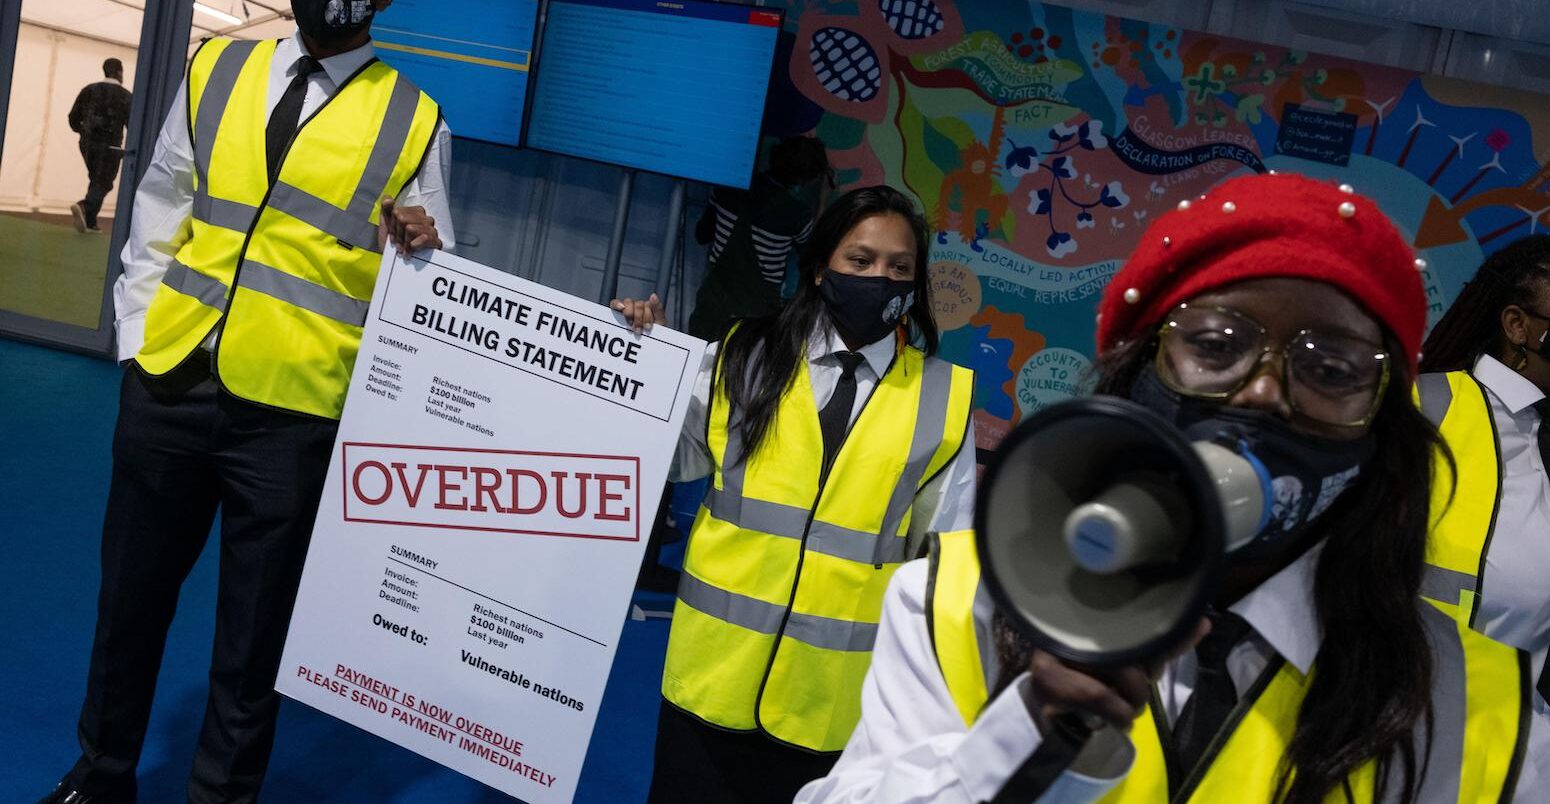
[993,333,1444,804]
[718,185,938,460]
[1421,234,1550,373]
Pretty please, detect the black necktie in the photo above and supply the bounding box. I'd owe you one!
[1171,610,1252,773]
[265,55,322,182]
[818,351,865,472]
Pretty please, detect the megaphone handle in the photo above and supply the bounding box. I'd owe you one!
[984,713,1094,804]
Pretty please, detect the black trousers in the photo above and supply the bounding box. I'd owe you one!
[66,362,337,803]
[78,139,123,228]
[647,700,839,804]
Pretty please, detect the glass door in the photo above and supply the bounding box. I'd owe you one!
[0,0,208,356]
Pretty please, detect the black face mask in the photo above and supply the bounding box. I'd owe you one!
[292,0,375,48]
[817,269,915,347]
[1131,366,1375,562]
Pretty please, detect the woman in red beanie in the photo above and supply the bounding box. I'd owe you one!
[795,173,1543,804]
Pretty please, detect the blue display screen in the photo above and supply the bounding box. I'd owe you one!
[526,0,784,188]
[373,0,540,147]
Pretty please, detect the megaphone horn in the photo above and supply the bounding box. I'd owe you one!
[974,396,1269,667]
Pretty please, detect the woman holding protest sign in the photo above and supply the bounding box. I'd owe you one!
[612,185,977,803]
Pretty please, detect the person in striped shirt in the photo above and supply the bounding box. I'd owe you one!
[688,135,833,341]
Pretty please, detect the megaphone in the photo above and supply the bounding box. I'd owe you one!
[975,395,1272,666]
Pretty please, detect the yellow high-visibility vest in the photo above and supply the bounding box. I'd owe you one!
[662,334,974,752]
[137,38,440,419]
[1415,371,1503,626]
[926,529,1531,802]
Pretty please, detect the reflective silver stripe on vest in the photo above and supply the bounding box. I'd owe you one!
[677,572,785,635]
[191,40,259,231]
[193,193,259,232]
[1421,563,1478,605]
[703,489,807,542]
[677,572,877,652]
[266,182,379,250]
[786,611,878,652]
[1418,372,1454,428]
[701,488,902,565]
[266,74,425,252]
[161,259,230,308]
[875,357,956,560]
[1387,604,1467,804]
[238,259,370,327]
[706,357,956,567]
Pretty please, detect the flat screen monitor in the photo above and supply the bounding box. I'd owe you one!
[525,0,784,188]
[372,0,540,147]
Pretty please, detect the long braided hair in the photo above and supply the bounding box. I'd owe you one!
[1420,235,1550,373]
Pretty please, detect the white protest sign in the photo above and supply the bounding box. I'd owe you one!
[277,249,703,802]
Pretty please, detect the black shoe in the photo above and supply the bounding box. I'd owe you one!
[35,782,133,804]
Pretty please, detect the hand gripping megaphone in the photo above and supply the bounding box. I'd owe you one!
[974,395,1273,666]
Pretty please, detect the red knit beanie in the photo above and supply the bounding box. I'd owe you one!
[1096,173,1427,376]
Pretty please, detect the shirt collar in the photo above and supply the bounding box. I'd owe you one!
[105,76,122,85]
[1473,354,1546,415]
[1228,542,1324,674]
[807,314,896,378]
[279,31,376,89]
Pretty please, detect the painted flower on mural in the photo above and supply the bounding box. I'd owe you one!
[1045,230,1077,258]
[1100,181,1129,208]
[1023,119,1131,258]
[1052,119,1108,150]
[1030,188,1052,216]
[1004,139,1040,178]
[1048,155,1076,180]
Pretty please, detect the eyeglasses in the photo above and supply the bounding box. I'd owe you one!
[1155,304,1391,427]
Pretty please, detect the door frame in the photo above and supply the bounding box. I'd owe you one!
[0,0,193,358]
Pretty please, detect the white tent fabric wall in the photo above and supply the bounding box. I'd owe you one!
[0,0,291,222]
[0,22,135,218]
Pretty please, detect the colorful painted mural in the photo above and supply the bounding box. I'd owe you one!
[759,0,1550,453]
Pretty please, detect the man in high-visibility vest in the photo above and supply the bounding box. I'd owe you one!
[38,2,451,802]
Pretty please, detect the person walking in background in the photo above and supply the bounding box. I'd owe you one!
[687,134,832,342]
[68,57,132,234]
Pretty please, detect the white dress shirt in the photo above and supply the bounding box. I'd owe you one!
[1469,354,1550,658]
[670,317,977,553]
[112,32,455,361]
[796,541,1548,803]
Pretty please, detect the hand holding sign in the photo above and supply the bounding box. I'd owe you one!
[610,293,666,333]
[379,197,443,255]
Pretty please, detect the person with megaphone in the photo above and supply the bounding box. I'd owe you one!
[1416,235,1550,706]
[796,172,1544,804]
[612,185,977,804]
